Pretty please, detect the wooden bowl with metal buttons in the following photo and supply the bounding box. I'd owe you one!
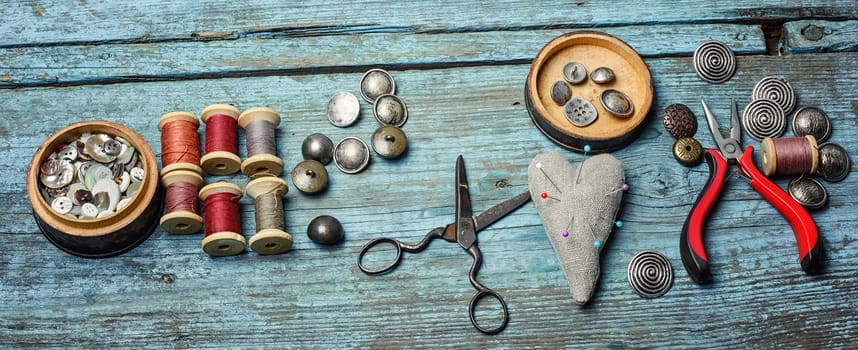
[525,31,654,153]
[27,121,162,258]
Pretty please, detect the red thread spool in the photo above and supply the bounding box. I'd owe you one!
[160,170,203,235]
[158,111,202,176]
[199,182,245,256]
[761,135,819,177]
[200,104,241,175]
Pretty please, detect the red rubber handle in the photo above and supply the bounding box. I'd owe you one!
[738,146,823,273]
[680,149,728,284]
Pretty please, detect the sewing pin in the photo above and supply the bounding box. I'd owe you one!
[535,162,562,194]
[575,145,591,184]
[605,183,630,196]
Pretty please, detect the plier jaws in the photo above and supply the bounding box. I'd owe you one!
[701,99,742,162]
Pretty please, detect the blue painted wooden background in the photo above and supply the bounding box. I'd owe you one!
[1,1,857,348]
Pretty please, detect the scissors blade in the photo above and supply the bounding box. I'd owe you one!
[455,155,476,248]
[473,191,532,233]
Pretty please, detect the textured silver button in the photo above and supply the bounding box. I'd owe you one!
[817,142,850,182]
[326,92,361,127]
[562,62,587,84]
[550,81,571,106]
[51,197,73,215]
[373,94,408,127]
[360,69,396,103]
[600,89,634,117]
[791,106,831,143]
[371,126,408,160]
[564,97,598,127]
[334,137,371,174]
[301,133,334,165]
[752,76,797,115]
[292,160,329,194]
[788,177,828,209]
[590,67,615,84]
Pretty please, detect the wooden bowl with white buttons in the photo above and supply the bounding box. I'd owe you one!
[26,121,161,258]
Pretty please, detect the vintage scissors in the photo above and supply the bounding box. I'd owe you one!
[680,99,823,284]
[358,155,531,334]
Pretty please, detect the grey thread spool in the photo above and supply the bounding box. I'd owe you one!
[752,76,797,115]
[742,99,787,141]
[245,177,293,255]
[238,107,284,178]
[693,40,736,84]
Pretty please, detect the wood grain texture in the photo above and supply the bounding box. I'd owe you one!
[1,2,858,349]
[784,20,858,53]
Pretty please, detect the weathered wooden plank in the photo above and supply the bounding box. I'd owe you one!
[783,20,858,53]
[1,49,856,348]
[0,24,766,88]
[2,1,857,47]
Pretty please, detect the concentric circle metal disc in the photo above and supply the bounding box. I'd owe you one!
[752,76,797,115]
[628,250,673,298]
[693,40,736,84]
[742,99,786,141]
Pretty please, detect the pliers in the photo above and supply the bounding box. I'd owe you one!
[679,99,823,284]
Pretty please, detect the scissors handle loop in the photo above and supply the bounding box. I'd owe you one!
[465,244,509,334]
[357,228,444,275]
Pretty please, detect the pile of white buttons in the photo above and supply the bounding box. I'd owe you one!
[38,133,145,219]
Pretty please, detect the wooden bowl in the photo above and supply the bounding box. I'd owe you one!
[525,31,654,153]
[26,121,162,258]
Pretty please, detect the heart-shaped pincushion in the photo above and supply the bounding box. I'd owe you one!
[528,151,625,305]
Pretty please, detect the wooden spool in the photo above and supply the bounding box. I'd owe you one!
[157,111,202,176]
[200,104,242,175]
[237,107,284,178]
[245,177,292,255]
[26,121,162,258]
[525,31,654,153]
[199,182,246,256]
[159,166,204,235]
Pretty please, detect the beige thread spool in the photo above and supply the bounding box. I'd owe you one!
[238,107,284,178]
[199,182,246,256]
[200,104,242,175]
[159,168,204,235]
[245,177,293,255]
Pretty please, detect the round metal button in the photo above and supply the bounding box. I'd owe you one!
[326,92,361,127]
[791,106,831,143]
[817,142,850,182]
[562,62,587,84]
[693,40,736,84]
[662,103,697,140]
[51,197,73,215]
[371,126,408,160]
[307,215,345,245]
[788,177,828,210]
[673,137,704,167]
[590,67,615,84]
[333,137,370,174]
[550,80,571,106]
[564,97,598,127]
[301,133,334,165]
[373,94,408,127]
[360,69,396,103]
[600,89,634,117]
[291,160,329,194]
[742,99,786,141]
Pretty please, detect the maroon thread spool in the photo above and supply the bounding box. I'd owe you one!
[200,104,241,176]
[760,135,819,177]
[160,169,204,235]
[199,182,245,256]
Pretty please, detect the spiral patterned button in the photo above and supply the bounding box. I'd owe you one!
[628,250,673,298]
[693,41,736,84]
[752,76,797,115]
[742,99,786,141]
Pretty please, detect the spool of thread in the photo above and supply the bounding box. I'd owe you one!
[157,111,202,176]
[199,182,245,256]
[761,135,819,177]
[245,177,292,255]
[200,104,242,176]
[160,168,203,234]
[238,107,284,178]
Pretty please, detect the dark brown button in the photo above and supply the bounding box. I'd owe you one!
[673,137,703,167]
[663,103,697,139]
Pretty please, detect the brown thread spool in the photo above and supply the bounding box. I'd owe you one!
[760,135,819,177]
[200,104,242,175]
[160,168,203,235]
[238,107,284,178]
[157,111,202,176]
[199,182,246,256]
[245,177,292,255]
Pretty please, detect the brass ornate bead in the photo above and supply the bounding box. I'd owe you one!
[673,137,704,167]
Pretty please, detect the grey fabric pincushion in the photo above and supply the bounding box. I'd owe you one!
[528,151,625,305]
